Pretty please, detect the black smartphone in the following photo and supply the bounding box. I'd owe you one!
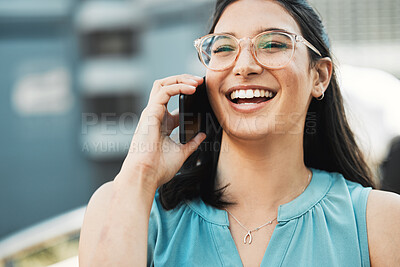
[179,77,208,144]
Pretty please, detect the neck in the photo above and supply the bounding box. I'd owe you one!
[216,130,311,213]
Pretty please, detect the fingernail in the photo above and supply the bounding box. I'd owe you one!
[198,132,206,139]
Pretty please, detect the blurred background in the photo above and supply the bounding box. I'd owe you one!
[0,0,399,266]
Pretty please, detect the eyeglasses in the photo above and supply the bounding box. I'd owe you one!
[194,30,321,71]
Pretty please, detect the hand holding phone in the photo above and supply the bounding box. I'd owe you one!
[118,74,206,189]
[179,77,209,144]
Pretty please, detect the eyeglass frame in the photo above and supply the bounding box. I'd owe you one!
[194,30,322,71]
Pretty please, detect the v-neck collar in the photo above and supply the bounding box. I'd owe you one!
[185,168,333,266]
[186,168,332,225]
[277,168,332,222]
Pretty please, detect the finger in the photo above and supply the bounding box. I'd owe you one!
[163,109,180,136]
[160,108,179,136]
[170,108,180,129]
[148,75,203,110]
[150,83,197,106]
[158,75,203,87]
[150,75,202,98]
[134,105,165,137]
[170,108,179,116]
[149,77,201,103]
[179,132,207,160]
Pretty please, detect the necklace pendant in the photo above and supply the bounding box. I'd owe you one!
[243,231,252,244]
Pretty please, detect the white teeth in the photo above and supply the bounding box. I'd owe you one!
[245,90,253,98]
[229,89,275,100]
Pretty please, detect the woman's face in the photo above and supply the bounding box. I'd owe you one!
[206,0,320,140]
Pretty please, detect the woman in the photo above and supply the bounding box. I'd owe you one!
[79,0,400,266]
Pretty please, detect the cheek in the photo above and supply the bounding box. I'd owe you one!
[205,70,228,107]
[205,76,224,120]
[281,59,312,95]
[205,76,218,106]
[205,71,235,129]
[276,66,313,114]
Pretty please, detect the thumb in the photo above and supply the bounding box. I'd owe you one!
[180,132,207,161]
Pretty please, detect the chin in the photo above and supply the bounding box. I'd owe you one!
[219,115,275,140]
[219,111,305,142]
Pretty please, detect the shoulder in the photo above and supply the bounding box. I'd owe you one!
[321,170,372,206]
[366,189,400,266]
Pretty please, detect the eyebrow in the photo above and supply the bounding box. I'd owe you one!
[220,27,291,37]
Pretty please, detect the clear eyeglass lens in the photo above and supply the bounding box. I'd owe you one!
[201,35,238,70]
[254,32,294,68]
[199,32,294,70]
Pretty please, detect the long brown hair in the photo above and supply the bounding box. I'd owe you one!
[159,0,377,210]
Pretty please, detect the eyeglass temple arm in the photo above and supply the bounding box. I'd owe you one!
[194,39,212,61]
[194,39,200,50]
[296,36,322,57]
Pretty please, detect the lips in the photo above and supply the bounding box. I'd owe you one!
[223,85,278,113]
[235,97,268,104]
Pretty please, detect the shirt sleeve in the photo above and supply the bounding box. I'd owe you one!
[345,179,372,267]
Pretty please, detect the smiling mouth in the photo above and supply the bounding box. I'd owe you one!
[226,89,277,104]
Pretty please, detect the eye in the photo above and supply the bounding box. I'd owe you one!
[212,45,235,54]
[259,42,288,50]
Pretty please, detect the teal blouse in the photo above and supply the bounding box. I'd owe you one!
[147,168,372,266]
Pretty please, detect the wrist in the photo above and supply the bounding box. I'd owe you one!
[115,165,159,197]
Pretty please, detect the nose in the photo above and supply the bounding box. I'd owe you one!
[232,38,264,77]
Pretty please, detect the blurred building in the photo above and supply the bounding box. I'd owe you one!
[0,0,399,265]
[0,0,213,265]
[310,0,400,77]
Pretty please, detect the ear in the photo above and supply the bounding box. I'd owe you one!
[311,57,333,98]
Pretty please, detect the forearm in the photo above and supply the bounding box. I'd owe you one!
[80,74,205,267]
[85,173,157,267]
